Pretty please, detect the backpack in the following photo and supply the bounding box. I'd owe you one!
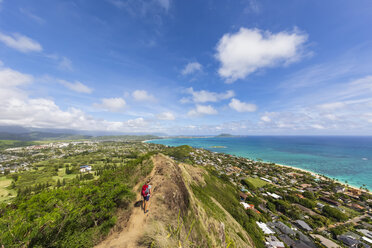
[142,184,149,197]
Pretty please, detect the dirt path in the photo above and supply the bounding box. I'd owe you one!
[95,162,157,248]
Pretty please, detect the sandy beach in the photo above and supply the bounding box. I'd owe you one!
[273,162,370,194]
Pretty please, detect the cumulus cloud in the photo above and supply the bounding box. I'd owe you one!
[94,97,126,112]
[0,32,42,53]
[157,112,175,120]
[181,62,202,75]
[59,80,93,94]
[0,64,154,132]
[188,104,217,117]
[182,88,234,103]
[132,90,156,102]
[229,98,257,112]
[215,27,308,83]
[0,67,33,87]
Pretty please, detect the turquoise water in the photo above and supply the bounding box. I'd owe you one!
[147,136,372,190]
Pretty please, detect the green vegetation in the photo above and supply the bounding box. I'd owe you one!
[0,153,154,247]
[0,140,36,150]
[322,205,348,221]
[0,177,15,202]
[192,168,265,248]
[244,177,268,188]
[164,145,194,163]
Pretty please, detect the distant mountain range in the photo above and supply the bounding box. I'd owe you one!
[0,125,164,141]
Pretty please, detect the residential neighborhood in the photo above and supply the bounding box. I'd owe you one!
[0,141,371,247]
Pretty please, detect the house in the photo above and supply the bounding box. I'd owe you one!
[256,222,275,235]
[300,184,312,189]
[319,197,340,206]
[292,240,314,248]
[239,192,248,201]
[278,234,295,247]
[294,220,313,232]
[273,221,296,236]
[80,165,92,173]
[357,229,372,240]
[317,202,325,209]
[267,192,282,199]
[261,177,272,183]
[337,235,359,248]
[310,234,341,248]
[265,235,285,248]
[334,186,345,193]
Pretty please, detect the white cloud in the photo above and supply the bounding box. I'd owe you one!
[181,62,202,75]
[157,112,175,120]
[94,97,126,112]
[310,124,325,129]
[0,65,155,132]
[107,0,171,16]
[0,32,42,53]
[229,98,257,112]
[188,104,218,117]
[20,8,45,24]
[317,102,345,110]
[59,80,93,94]
[244,0,260,14]
[0,67,33,87]
[58,57,73,71]
[183,88,234,103]
[132,90,156,102]
[260,115,271,122]
[126,117,147,127]
[216,27,308,83]
[156,0,170,11]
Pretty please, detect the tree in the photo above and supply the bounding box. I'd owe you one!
[322,206,348,221]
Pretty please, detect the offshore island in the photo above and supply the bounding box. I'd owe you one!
[0,136,371,248]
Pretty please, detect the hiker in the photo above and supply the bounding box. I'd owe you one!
[141,179,151,214]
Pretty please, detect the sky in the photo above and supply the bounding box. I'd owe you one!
[0,0,372,135]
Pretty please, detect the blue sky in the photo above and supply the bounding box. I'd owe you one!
[0,0,372,135]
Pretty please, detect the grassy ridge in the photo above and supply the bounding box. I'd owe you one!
[192,167,266,248]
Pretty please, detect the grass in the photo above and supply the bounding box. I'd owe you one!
[0,140,36,150]
[193,168,265,248]
[0,176,16,202]
[245,177,269,188]
[191,184,226,221]
[339,206,360,218]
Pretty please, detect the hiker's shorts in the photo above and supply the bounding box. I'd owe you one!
[143,195,150,201]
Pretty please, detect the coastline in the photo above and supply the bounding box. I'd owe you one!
[272,162,370,194]
[146,138,371,193]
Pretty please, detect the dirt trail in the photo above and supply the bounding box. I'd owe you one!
[96,154,189,248]
[95,160,157,248]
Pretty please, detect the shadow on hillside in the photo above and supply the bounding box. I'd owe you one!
[134,200,143,209]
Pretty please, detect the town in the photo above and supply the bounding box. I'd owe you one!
[0,140,371,248]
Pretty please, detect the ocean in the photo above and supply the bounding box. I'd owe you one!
[147,136,372,190]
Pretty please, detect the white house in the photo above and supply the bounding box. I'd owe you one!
[80,165,92,173]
